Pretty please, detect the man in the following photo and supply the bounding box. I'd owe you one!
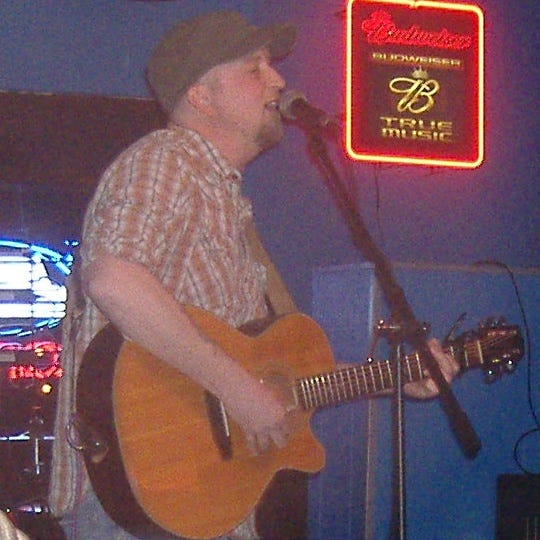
[48,10,458,540]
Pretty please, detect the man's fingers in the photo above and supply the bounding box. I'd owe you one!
[427,338,460,380]
[270,426,289,449]
[246,432,270,455]
[245,417,295,455]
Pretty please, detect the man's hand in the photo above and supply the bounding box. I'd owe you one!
[404,338,460,399]
[223,380,299,455]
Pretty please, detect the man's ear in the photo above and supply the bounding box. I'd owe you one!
[185,82,214,117]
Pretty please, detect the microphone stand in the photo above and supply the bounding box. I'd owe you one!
[300,127,481,538]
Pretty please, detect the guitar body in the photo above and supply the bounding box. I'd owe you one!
[77,306,331,539]
[77,306,523,538]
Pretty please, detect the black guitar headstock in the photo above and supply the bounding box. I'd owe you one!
[479,318,524,382]
[447,317,524,383]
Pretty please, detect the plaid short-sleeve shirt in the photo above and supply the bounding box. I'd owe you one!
[49,125,268,516]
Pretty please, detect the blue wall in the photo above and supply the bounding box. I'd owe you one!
[1,0,537,312]
[1,1,538,537]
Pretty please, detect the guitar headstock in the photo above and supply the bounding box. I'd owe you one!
[448,318,524,383]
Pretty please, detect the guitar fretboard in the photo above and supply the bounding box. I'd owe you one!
[293,333,514,411]
[295,354,425,410]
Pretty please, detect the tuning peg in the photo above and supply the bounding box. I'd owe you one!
[484,366,501,383]
[502,356,517,373]
[480,316,507,329]
[483,344,520,383]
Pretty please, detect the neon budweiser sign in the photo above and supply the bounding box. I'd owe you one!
[346,0,484,168]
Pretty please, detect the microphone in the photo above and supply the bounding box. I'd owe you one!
[278,90,339,134]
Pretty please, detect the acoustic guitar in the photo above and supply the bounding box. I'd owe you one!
[75,306,523,539]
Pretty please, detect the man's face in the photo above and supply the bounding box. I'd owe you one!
[203,48,287,154]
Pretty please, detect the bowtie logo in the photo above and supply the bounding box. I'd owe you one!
[389,68,440,114]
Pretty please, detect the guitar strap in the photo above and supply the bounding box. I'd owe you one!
[246,221,308,540]
[245,221,298,316]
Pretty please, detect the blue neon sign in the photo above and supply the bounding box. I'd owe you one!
[0,239,74,337]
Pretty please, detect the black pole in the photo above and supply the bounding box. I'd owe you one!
[304,130,481,459]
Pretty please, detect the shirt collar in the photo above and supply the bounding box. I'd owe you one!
[167,123,242,187]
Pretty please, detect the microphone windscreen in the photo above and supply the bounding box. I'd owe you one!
[278,89,307,120]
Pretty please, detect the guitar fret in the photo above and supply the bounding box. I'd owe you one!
[334,372,341,400]
[327,373,335,404]
[309,378,317,408]
[333,372,342,402]
[412,353,422,382]
[338,370,347,401]
[329,372,337,403]
[376,362,382,389]
[377,362,386,390]
[474,338,484,365]
[352,367,363,397]
[362,364,368,392]
[306,379,315,408]
[323,375,332,405]
[306,377,316,408]
[417,354,424,379]
[298,379,309,410]
[360,365,369,395]
[384,361,393,389]
[317,374,333,405]
[347,370,355,399]
[370,363,380,393]
[306,378,317,409]
[314,376,323,407]
[346,369,355,399]
[359,369,366,395]
[405,354,415,382]
[332,374,340,402]
[330,374,337,403]
[370,363,379,392]
[321,375,330,405]
[325,374,333,404]
[364,366,372,393]
[302,379,309,409]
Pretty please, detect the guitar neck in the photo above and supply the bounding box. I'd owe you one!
[295,339,482,411]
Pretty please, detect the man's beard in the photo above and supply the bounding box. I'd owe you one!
[256,119,284,153]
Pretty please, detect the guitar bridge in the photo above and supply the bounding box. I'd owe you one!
[204,391,233,460]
